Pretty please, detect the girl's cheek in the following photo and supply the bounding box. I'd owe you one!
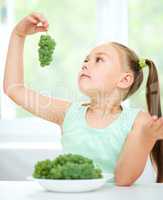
[91,74,105,86]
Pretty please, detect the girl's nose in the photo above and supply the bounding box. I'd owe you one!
[82,65,88,70]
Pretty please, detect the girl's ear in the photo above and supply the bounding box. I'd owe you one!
[117,72,134,89]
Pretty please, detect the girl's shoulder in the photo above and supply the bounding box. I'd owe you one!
[131,107,152,130]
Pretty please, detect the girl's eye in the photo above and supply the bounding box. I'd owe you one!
[96,57,103,62]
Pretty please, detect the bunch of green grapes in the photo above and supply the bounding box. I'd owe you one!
[38,34,56,67]
[33,153,103,179]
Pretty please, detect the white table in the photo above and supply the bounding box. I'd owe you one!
[0,181,163,200]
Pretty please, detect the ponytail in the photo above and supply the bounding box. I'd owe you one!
[145,59,163,182]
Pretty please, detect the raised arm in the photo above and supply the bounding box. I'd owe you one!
[114,111,163,186]
[3,12,71,126]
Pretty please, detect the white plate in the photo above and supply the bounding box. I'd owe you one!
[27,172,113,193]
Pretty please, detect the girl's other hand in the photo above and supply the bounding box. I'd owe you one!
[141,114,163,141]
[13,12,49,38]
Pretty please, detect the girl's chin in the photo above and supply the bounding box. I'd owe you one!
[78,78,95,91]
[78,84,91,93]
[78,84,98,96]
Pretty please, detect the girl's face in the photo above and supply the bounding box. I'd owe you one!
[78,43,131,98]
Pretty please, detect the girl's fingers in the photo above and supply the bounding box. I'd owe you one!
[30,12,48,27]
[153,117,163,132]
[145,116,163,140]
[158,118,163,138]
[35,26,48,33]
[43,21,49,28]
[27,16,38,24]
[159,117,163,128]
[149,116,159,131]
[157,118,163,127]
[152,115,158,121]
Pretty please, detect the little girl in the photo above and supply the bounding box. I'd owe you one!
[3,12,163,186]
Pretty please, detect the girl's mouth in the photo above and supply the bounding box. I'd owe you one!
[80,74,91,79]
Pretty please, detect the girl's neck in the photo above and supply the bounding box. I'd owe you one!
[88,88,124,117]
[88,100,123,117]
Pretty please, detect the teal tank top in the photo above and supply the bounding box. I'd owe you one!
[61,101,142,184]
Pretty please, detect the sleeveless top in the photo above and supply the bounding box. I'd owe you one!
[61,101,142,184]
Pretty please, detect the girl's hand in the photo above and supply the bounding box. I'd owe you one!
[140,114,163,141]
[13,12,49,38]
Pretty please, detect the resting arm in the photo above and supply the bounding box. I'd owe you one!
[114,112,156,186]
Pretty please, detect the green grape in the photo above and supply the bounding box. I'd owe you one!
[33,153,103,179]
[38,34,56,67]
[32,159,52,179]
